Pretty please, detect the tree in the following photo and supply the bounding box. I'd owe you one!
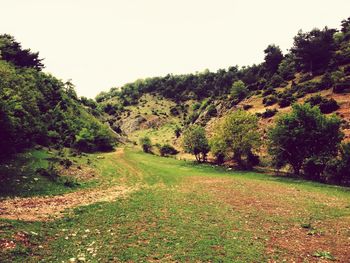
[0,34,44,70]
[210,110,261,168]
[182,125,209,162]
[291,28,336,75]
[268,103,343,176]
[139,136,152,153]
[231,80,248,102]
[264,44,284,75]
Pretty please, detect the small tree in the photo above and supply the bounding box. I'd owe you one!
[182,125,209,162]
[268,103,343,176]
[139,136,152,153]
[210,110,261,168]
[231,80,248,102]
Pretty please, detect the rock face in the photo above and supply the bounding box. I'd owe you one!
[120,116,147,134]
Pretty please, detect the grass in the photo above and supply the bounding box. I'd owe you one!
[1,148,350,262]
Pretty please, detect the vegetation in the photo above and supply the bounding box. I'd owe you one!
[182,125,209,162]
[0,35,115,159]
[139,136,152,153]
[210,110,261,168]
[268,103,343,177]
[2,148,350,262]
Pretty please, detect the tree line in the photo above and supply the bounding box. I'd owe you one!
[97,17,350,110]
[179,103,349,186]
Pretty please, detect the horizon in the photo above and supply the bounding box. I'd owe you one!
[1,0,350,98]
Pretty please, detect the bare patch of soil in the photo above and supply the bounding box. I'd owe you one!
[0,185,137,221]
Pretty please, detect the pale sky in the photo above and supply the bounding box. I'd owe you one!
[1,1,349,98]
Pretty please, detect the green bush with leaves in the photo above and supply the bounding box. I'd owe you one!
[182,125,209,162]
[139,136,152,153]
[210,110,261,168]
[159,144,178,157]
[268,103,343,176]
[231,80,249,103]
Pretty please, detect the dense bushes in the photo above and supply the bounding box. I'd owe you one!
[0,35,116,158]
[305,95,339,114]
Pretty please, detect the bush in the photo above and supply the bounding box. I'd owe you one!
[159,144,178,156]
[262,87,276,97]
[243,104,253,110]
[263,95,278,106]
[206,104,217,117]
[269,74,284,88]
[278,93,296,108]
[231,80,249,102]
[305,95,339,114]
[139,136,152,153]
[261,109,277,119]
[324,143,350,185]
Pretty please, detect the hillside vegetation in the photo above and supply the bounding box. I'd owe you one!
[97,17,350,184]
[0,35,116,158]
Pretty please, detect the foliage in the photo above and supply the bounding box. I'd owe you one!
[210,110,261,168]
[268,103,343,176]
[230,80,249,102]
[0,34,44,70]
[291,27,336,74]
[0,37,116,158]
[305,95,339,114]
[159,144,179,157]
[139,136,152,153]
[182,125,209,162]
[263,95,278,106]
[264,44,284,75]
[261,108,278,119]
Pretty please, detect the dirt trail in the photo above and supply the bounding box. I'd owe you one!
[0,185,137,221]
[0,149,138,221]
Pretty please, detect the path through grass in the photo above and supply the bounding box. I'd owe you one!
[1,148,349,262]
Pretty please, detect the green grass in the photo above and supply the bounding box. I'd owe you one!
[1,148,350,262]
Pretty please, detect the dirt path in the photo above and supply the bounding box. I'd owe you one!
[0,149,138,221]
[0,185,137,221]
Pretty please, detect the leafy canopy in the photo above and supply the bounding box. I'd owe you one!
[182,125,209,162]
[268,103,343,175]
[210,110,261,167]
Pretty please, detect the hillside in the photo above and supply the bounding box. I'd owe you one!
[0,35,116,157]
[98,18,350,150]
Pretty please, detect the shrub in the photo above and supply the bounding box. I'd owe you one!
[243,104,253,110]
[139,136,152,153]
[192,102,201,111]
[262,87,276,97]
[278,93,296,108]
[324,143,350,185]
[305,95,339,114]
[269,74,284,88]
[263,95,278,106]
[261,109,277,119]
[159,144,178,156]
[231,80,249,102]
[174,126,181,138]
[206,104,217,117]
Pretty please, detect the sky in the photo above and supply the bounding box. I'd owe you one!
[0,0,349,98]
